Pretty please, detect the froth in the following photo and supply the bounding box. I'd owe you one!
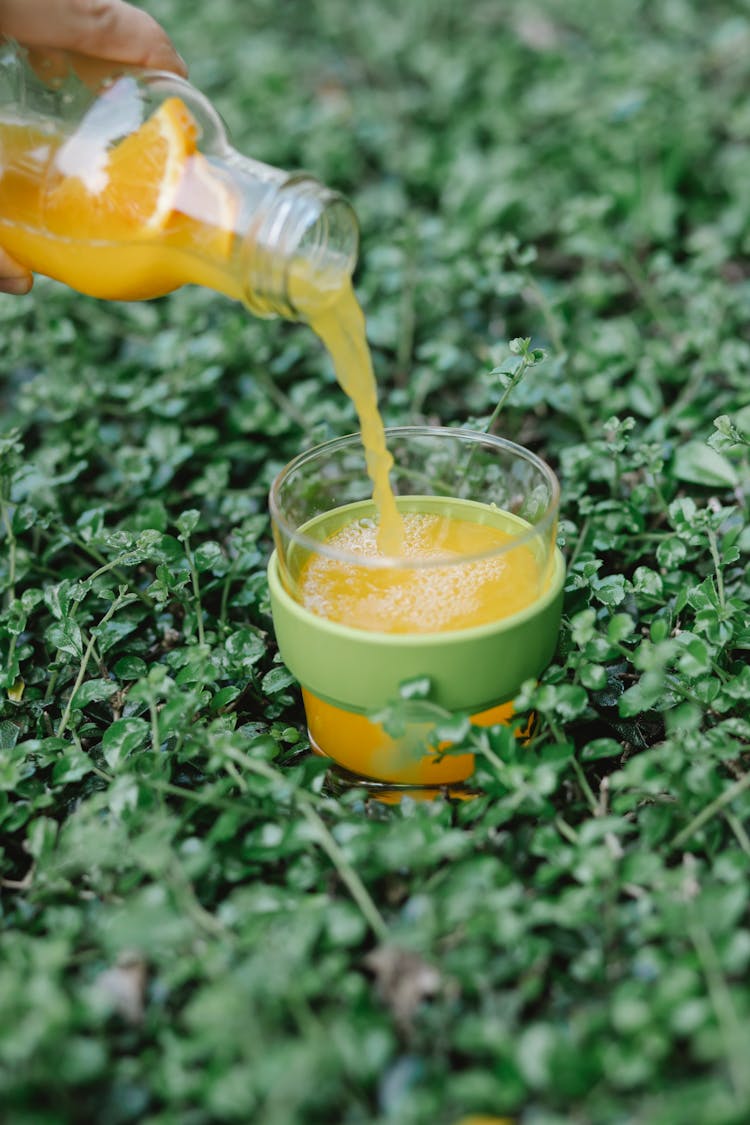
[298,512,539,633]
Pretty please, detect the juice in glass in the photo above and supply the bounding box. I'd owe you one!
[297,507,545,785]
[268,430,565,789]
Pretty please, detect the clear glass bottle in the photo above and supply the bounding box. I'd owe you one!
[0,43,358,318]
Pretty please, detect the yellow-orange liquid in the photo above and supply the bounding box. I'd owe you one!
[306,289,402,553]
[297,511,542,784]
[298,510,541,632]
[302,690,526,787]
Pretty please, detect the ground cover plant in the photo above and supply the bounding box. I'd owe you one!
[1,0,750,1121]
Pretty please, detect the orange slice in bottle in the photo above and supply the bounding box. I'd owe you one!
[169,149,237,261]
[45,96,199,239]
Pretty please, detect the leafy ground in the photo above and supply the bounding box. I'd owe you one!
[2,0,750,1121]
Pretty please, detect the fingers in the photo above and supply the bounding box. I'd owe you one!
[0,247,32,295]
[0,0,187,75]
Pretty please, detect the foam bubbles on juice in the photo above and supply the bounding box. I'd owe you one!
[298,511,541,633]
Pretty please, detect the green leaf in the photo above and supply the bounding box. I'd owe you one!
[673,442,739,488]
[0,720,20,750]
[52,748,94,784]
[581,738,623,761]
[399,676,432,700]
[91,616,139,655]
[46,619,84,659]
[70,678,119,709]
[677,637,711,678]
[261,666,297,694]
[25,816,58,860]
[194,541,226,572]
[580,663,608,690]
[113,656,148,679]
[101,717,150,770]
[608,614,636,643]
[593,575,628,607]
[176,509,200,539]
[225,628,266,673]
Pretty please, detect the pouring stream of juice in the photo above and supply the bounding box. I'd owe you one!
[304,285,404,555]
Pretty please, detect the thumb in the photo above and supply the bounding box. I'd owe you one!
[0,247,33,294]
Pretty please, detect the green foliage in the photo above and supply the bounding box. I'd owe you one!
[1,0,750,1122]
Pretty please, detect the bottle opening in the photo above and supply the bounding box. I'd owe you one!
[243,177,359,320]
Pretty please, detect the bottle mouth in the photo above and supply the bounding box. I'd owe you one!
[243,177,359,320]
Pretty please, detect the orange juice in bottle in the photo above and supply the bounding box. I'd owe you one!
[0,43,357,315]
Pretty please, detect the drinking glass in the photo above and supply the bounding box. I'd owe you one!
[267,426,564,791]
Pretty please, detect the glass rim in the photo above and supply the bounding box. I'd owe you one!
[268,425,561,570]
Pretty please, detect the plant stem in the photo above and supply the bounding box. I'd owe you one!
[166,860,228,940]
[299,802,389,943]
[181,536,206,648]
[523,273,565,355]
[571,754,599,816]
[1,495,16,604]
[254,369,316,437]
[220,742,389,942]
[56,592,131,738]
[479,741,510,777]
[707,529,726,611]
[671,770,750,850]
[68,535,155,609]
[555,815,580,844]
[482,357,532,437]
[619,252,676,331]
[1,495,18,682]
[218,555,241,632]
[724,810,750,857]
[567,516,591,571]
[461,347,540,483]
[148,693,161,755]
[149,778,239,814]
[689,919,750,1105]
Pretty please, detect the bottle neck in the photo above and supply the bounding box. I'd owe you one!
[224,152,358,320]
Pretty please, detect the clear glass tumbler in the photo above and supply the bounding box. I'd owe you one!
[267,426,564,791]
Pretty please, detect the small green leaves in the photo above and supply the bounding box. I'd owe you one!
[709,413,750,452]
[175,509,200,540]
[399,676,432,701]
[1,2,750,1122]
[508,336,546,365]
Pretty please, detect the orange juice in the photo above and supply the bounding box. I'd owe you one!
[297,511,541,632]
[302,690,520,787]
[0,109,241,301]
[296,510,543,784]
[307,287,403,553]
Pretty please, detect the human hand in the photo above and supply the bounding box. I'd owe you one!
[0,0,187,295]
[0,0,186,74]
